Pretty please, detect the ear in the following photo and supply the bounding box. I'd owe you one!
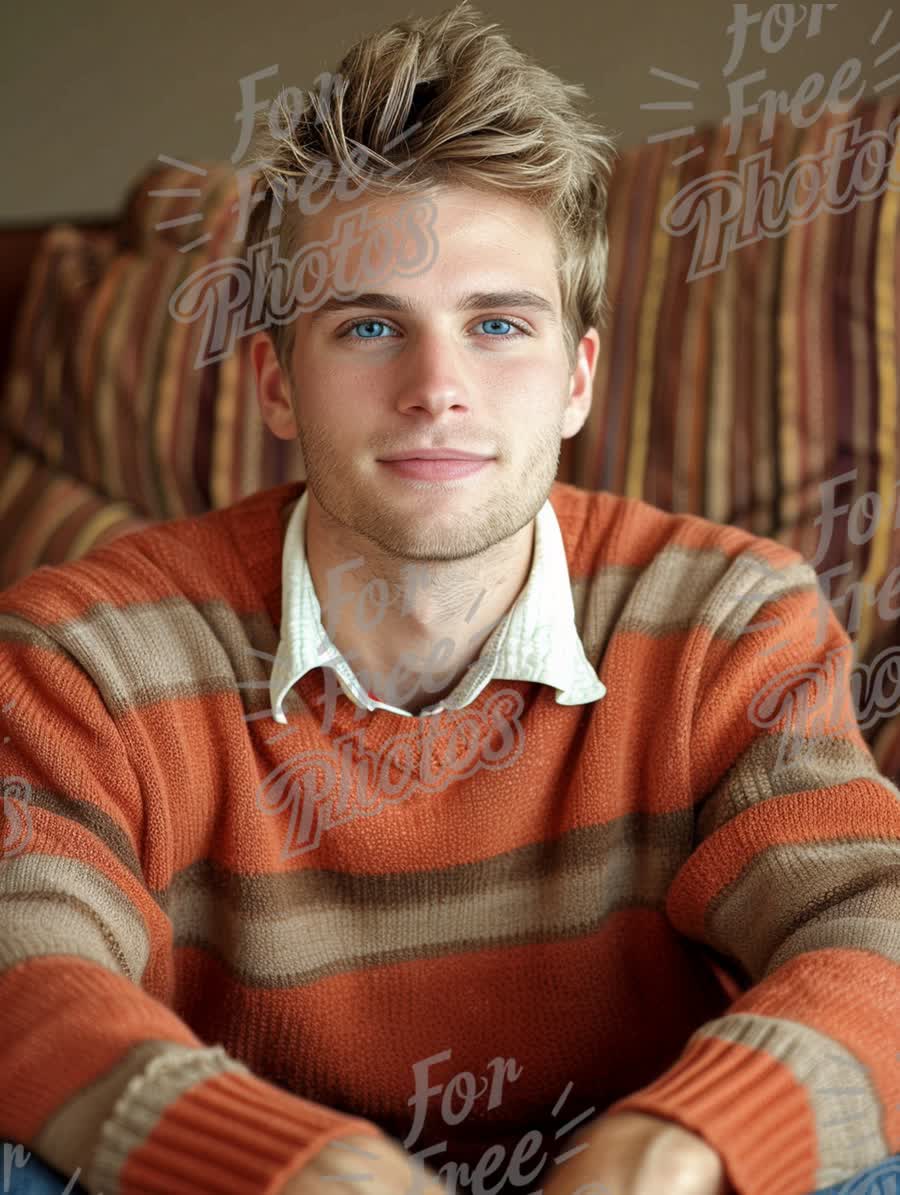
[561,327,600,440]
[251,330,298,441]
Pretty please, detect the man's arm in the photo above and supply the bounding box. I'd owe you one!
[0,600,383,1195]
[564,546,900,1195]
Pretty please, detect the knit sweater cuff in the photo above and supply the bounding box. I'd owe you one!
[603,1033,817,1195]
[86,1044,384,1195]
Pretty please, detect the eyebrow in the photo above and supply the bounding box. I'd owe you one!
[310,290,559,321]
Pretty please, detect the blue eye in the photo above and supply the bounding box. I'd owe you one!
[346,320,398,340]
[477,318,517,336]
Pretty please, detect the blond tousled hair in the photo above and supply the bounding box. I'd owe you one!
[242,1,618,372]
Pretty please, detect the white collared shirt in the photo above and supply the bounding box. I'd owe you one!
[270,488,607,723]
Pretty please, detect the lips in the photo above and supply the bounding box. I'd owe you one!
[379,457,493,481]
[379,449,493,461]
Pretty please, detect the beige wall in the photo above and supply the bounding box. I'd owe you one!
[0,0,888,223]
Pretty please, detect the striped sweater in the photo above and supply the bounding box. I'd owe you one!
[0,478,898,1195]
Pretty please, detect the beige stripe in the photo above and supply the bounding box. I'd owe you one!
[133,253,183,517]
[68,503,140,562]
[155,267,191,519]
[673,221,705,511]
[707,219,737,525]
[242,383,265,498]
[74,254,131,489]
[0,453,36,519]
[692,1014,889,1185]
[804,117,834,561]
[87,1042,252,1195]
[749,123,789,537]
[162,814,691,987]
[6,543,817,719]
[767,883,900,973]
[707,836,900,982]
[697,731,895,839]
[211,315,240,508]
[0,612,69,652]
[777,124,804,539]
[569,544,815,649]
[16,782,145,880]
[2,375,31,438]
[43,343,64,469]
[30,596,281,718]
[174,314,204,512]
[0,852,152,982]
[626,163,676,500]
[750,243,777,537]
[96,263,146,503]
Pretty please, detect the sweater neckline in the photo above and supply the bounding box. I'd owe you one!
[228,478,531,737]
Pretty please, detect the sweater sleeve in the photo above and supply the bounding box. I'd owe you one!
[0,601,383,1195]
[603,545,900,1195]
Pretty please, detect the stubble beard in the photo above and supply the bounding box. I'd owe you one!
[295,409,564,565]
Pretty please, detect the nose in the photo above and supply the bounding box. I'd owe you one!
[393,329,470,415]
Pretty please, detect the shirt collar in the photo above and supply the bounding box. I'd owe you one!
[270,486,607,722]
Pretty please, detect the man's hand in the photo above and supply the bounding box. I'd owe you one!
[543,1111,733,1195]
[280,1131,448,1195]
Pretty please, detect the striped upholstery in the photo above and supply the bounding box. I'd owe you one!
[3,93,900,777]
[577,95,900,669]
[1,198,305,524]
[0,426,150,586]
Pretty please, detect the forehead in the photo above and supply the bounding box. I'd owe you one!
[294,182,561,301]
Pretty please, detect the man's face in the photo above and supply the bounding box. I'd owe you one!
[253,183,598,563]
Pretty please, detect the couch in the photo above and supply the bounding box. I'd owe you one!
[3,92,900,782]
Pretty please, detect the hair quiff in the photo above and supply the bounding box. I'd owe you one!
[243,1,618,371]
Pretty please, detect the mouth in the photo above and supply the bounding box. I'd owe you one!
[377,458,494,481]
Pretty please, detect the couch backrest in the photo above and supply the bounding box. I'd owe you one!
[3,94,900,671]
[581,93,900,672]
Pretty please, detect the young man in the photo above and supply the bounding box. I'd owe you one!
[1,5,899,1195]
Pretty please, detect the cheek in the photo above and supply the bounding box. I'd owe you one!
[490,355,568,406]
[305,367,380,440]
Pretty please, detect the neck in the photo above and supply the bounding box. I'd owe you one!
[303,493,535,715]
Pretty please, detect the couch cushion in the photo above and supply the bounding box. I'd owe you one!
[0,176,305,524]
[0,425,150,589]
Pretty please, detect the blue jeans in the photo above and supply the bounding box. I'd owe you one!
[0,1144,87,1195]
[0,1140,898,1194]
